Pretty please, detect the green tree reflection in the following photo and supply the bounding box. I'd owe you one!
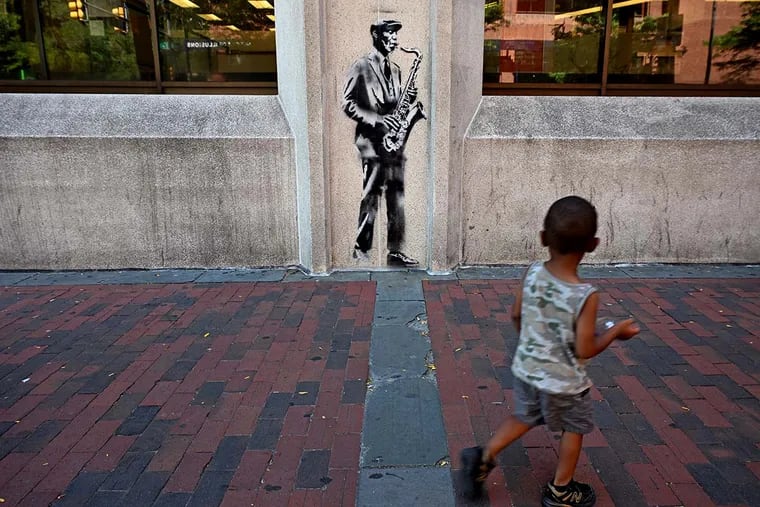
[40,0,139,79]
[712,2,760,83]
[0,6,37,78]
[551,13,608,77]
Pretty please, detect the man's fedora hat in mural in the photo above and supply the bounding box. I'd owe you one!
[371,19,402,33]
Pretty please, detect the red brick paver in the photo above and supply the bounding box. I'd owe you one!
[426,278,760,507]
[0,281,374,506]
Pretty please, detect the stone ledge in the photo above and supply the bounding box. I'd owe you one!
[468,96,760,141]
[0,94,292,139]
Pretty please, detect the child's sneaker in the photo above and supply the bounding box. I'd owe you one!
[459,446,495,499]
[542,479,596,507]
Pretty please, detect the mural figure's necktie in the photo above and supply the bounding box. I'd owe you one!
[384,59,395,100]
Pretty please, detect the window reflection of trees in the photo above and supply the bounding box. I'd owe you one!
[157,0,276,82]
[0,2,38,79]
[551,13,606,79]
[40,0,144,80]
[713,2,760,84]
[0,0,277,83]
[485,0,759,90]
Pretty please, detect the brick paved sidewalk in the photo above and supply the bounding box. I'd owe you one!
[1,271,758,507]
[0,281,374,506]
[426,278,760,507]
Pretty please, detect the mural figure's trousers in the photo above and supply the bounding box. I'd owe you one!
[355,156,406,253]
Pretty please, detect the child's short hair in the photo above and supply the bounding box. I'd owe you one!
[543,196,598,254]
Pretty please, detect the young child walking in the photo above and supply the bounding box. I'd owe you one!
[459,196,639,507]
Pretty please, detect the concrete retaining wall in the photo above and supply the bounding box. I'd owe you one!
[0,94,299,270]
[462,96,760,265]
[2,93,758,270]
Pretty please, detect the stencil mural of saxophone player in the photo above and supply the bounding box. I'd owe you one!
[342,19,426,267]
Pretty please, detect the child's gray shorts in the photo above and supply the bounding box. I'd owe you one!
[512,377,594,434]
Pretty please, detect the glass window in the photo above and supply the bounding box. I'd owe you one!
[0,0,277,90]
[681,1,760,85]
[40,0,154,80]
[1,0,44,79]
[156,0,276,82]
[607,0,682,84]
[485,0,606,84]
[484,0,760,93]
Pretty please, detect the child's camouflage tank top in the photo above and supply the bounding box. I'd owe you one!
[511,261,596,395]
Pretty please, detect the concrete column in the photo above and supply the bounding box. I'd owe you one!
[279,1,485,273]
[275,1,331,274]
[428,0,485,272]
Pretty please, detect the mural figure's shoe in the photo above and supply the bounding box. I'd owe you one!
[352,248,370,262]
[387,251,418,267]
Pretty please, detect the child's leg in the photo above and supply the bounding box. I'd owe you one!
[543,431,595,506]
[459,378,541,499]
[540,391,596,505]
[553,431,583,486]
[482,378,543,462]
[484,415,533,462]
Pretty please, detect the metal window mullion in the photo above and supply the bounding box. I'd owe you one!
[705,0,717,85]
[33,0,49,80]
[147,0,163,92]
[600,0,614,96]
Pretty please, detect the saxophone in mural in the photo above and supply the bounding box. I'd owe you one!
[382,47,426,153]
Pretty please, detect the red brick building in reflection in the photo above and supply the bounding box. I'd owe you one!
[485,0,760,85]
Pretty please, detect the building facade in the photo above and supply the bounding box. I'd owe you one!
[1,1,759,273]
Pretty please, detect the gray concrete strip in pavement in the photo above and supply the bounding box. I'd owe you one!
[461,264,760,280]
[194,268,285,282]
[284,269,371,282]
[357,467,455,507]
[361,376,449,468]
[369,326,433,382]
[457,266,527,279]
[372,270,456,298]
[10,269,206,285]
[580,265,638,278]
[373,271,427,301]
[615,263,760,278]
[1,264,757,287]
[0,272,35,285]
[358,276,454,506]
[372,300,427,328]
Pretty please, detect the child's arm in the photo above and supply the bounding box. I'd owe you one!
[510,270,527,333]
[511,288,522,333]
[574,292,640,360]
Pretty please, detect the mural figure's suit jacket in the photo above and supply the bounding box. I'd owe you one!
[342,48,402,160]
